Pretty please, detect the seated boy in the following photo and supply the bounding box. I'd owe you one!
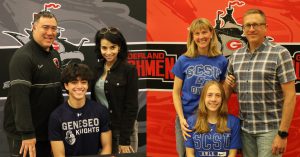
[48,63,111,156]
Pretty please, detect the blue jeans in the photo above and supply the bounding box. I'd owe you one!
[175,116,186,157]
[241,130,281,157]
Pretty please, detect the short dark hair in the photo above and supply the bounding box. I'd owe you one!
[61,63,93,84]
[33,11,58,24]
[94,27,128,61]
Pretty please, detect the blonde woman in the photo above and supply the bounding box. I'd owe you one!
[185,81,241,157]
[172,18,228,156]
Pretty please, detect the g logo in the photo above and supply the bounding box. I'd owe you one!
[226,39,243,51]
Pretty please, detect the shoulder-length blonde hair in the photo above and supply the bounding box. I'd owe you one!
[194,81,230,133]
[184,18,221,58]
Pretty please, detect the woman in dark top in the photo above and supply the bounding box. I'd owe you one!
[91,27,139,154]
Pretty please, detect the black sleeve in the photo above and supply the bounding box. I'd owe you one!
[9,52,35,139]
[119,65,139,145]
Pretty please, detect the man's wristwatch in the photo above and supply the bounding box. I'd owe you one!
[278,130,289,139]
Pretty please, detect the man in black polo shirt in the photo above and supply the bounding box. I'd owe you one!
[3,11,63,157]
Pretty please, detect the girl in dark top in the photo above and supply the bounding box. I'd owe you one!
[91,27,139,154]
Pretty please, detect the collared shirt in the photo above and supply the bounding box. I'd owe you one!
[227,38,296,133]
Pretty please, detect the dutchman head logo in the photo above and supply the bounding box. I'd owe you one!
[214,0,273,56]
[2,2,88,68]
[65,130,76,145]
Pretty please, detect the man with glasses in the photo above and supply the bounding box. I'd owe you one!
[3,11,63,157]
[224,9,296,157]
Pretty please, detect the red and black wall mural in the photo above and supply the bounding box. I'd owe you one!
[0,0,299,156]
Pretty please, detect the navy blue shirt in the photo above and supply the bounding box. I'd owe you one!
[49,99,110,156]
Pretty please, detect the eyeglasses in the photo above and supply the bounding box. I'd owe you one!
[99,27,119,34]
[243,23,266,30]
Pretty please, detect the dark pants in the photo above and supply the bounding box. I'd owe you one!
[112,120,139,154]
[7,136,51,157]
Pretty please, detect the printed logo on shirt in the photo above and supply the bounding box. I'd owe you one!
[37,64,44,69]
[77,113,82,117]
[186,64,222,94]
[197,151,227,156]
[53,58,60,69]
[65,130,76,145]
[193,132,230,156]
[62,118,100,137]
[217,152,227,156]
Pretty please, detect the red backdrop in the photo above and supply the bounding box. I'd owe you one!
[146,0,300,156]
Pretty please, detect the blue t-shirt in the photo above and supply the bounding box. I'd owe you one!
[172,55,227,118]
[185,114,241,157]
[48,99,110,156]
